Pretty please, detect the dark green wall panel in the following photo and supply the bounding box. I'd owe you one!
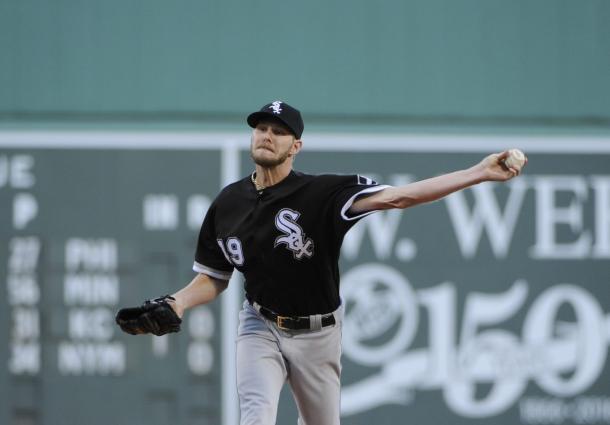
[1,0,609,125]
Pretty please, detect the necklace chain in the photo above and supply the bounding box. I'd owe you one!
[251,172,265,191]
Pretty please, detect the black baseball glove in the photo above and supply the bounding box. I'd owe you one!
[115,295,182,336]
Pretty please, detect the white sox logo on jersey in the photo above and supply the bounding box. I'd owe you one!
[269,101,283,114]
[274,208,314,260]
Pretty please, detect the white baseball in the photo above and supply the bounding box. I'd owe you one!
[504,148,526,170]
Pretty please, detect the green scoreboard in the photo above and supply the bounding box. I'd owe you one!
[1,131,609,425]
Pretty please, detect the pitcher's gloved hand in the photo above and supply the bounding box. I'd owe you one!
[115,295,182,336]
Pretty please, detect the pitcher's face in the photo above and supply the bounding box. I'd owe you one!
[250,120,301,167]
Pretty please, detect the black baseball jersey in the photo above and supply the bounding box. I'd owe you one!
[193,170,388,316]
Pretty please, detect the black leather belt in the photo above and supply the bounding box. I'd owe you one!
[250,299,336,330]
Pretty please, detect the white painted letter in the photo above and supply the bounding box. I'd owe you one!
[13,193,38,229]
[591,176,610,258]
[445,180,527,258]
[530,176,591,259]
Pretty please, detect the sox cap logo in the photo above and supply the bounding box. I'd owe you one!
[270,101,283,114]
[274,208,314,260]
[247,101,305,138]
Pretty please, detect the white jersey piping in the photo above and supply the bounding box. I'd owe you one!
[193,261,233,280]
[340,185,392,221]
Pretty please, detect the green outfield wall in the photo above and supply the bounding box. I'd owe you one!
[1,133,609,425]
[1,1,609,424]
[1,1,609,129]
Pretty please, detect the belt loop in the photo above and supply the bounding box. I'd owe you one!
[309,314,322,331]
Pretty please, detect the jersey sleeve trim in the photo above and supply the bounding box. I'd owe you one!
[340,185,392,221]
[192,262,233,281]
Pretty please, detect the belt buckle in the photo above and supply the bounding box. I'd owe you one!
[276,315,290,330]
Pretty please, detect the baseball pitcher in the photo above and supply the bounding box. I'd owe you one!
[116,101,527,425]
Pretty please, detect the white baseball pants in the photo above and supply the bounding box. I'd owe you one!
[236,301,343,425]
